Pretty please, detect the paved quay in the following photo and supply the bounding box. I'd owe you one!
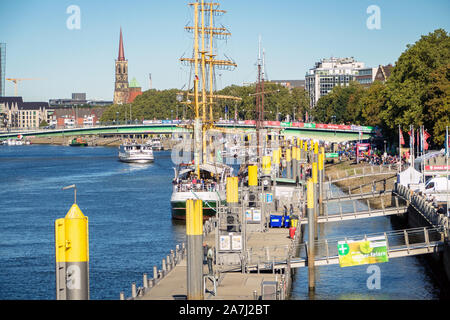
[139,227,296,300]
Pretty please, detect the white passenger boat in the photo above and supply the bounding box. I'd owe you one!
[150,137,163,151]
[118,142,154,163]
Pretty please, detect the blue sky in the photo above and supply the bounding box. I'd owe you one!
[0,0,449,102]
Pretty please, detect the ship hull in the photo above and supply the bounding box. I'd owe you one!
[170,190,225,220]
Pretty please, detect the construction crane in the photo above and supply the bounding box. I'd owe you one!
[6,78,41,96]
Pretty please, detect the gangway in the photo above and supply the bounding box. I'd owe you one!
[245,227,445,272]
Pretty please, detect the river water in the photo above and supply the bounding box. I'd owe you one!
[0,145,448,300]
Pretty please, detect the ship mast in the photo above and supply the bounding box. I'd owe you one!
[181,0,240,176]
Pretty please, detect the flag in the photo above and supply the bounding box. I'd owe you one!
[408,129,414,146]
[417,129,420,153]
[446,127,449,156]
[399,129,405,145]
[423,129,431,151]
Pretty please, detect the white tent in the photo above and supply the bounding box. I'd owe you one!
[397,166,422,187]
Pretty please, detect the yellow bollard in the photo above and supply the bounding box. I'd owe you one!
[226,177,239,203]
[248,165,258,186]
[262,156,271,175]
[55,203,89,300]
[272,148,279,165]
[186,199,203,300]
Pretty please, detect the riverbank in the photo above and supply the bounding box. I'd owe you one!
[325,160,397,209]
[28,135,178,149]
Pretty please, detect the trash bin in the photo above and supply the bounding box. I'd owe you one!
[283,215,290,228]
[270,215,282,228]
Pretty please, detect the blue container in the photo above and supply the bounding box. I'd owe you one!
[283,216,291,228]
[270,215,282,228]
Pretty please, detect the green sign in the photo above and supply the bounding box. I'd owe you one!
[281,122,292,127]
[325,152,339,158]
[303,123,316,128]
[338,236,389,267]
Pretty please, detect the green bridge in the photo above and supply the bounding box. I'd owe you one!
[0,122,375,143]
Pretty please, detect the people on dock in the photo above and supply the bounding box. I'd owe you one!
[207,246,214,275]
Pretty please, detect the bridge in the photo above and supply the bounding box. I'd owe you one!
[0,121,376,143]
[244,227,445,272]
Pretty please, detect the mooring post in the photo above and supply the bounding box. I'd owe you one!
[286,148,292,179]
[318,146,324,217]
[55,186,89,300]
[292,146,298,181]
[307,179,316,292]
[186,199,204,300]
[313,141,319,240]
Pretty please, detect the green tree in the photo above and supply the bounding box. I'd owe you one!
[423,63,450,146]
[382,28,450,144]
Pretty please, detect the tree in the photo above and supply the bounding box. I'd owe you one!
[360,81,387,127]
[382,29,450,143]
[423,63,450,146]
[39,120,49,127]
[312,81,364,124]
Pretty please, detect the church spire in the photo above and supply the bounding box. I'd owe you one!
[118,27,125,61]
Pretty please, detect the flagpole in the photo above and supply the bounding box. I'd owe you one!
[421,125,424,185]
[398,124,401,173]
[446,126,449,218]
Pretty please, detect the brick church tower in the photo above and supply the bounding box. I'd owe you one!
[113,28,129,105]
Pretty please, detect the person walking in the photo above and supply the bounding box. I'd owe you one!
[207,246,214,275]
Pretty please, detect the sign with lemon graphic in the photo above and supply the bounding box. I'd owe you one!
[337,236,388,267]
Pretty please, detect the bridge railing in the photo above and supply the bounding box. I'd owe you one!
[326,164,398,183]
[295,226,444,261]
[394,183,449,231]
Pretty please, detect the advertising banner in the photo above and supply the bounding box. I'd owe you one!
[303,123,316,128]
[337,236,389,267]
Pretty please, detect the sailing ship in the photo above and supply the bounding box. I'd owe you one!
[170,0,239,220]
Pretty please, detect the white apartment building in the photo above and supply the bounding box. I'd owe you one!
[305,57,365,108]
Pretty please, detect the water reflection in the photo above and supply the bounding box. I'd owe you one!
[290,183,447,300]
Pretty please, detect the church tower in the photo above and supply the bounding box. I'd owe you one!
[113,28,129,105]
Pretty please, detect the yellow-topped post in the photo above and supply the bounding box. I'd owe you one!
[292,146,298,181]
[318,149,324,217]
[248,165,258,187]
[313,142,319,239]
[286,148,292,179]
[262,155,271,176]
[226,177,239,204]
[306,178,315,292]
[186,199,203,300]
[55,188,89,300]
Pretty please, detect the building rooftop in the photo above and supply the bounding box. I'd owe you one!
[0,97,24,105]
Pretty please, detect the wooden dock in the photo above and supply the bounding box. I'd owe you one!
[136,227,297,300]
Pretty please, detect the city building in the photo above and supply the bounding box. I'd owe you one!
[113,28,129,105]
[305,57,365,108]
[127,77,142,103]
[374,64,393,83]
[0,96,52,129]
[72,93,86,101]
[355,67,378,87]
[52,107,104,129]
[0,43,5,97]
[49,92,112,108]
